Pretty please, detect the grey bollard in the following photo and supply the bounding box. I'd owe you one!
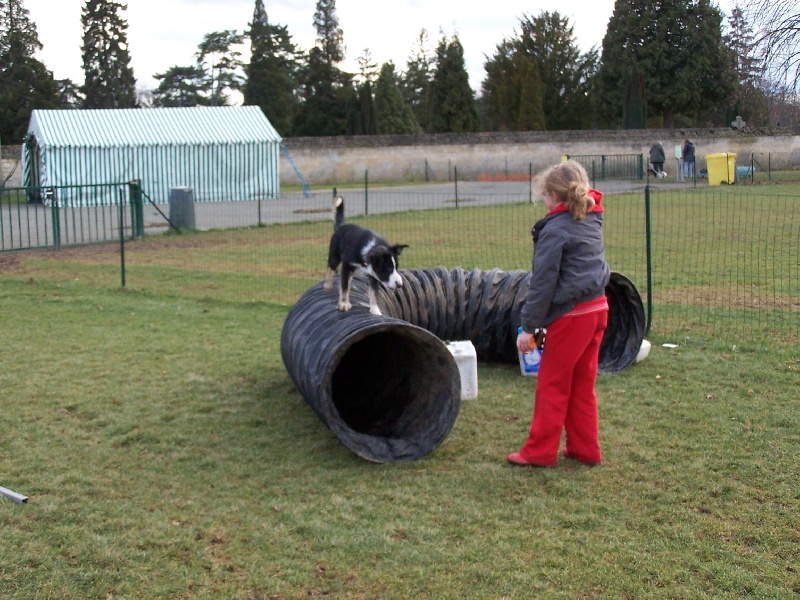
[169,187,196,230]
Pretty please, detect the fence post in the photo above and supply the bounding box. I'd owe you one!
[644,184,653,335]
[119,190,126,288]
[50,196,61,249]
[127,180,144,239]
[529,163,533,203]
[454,166,459,209]
[638,154,644,180]
[365,169,369,216]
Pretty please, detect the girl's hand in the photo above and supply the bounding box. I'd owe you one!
[517,331,535,353]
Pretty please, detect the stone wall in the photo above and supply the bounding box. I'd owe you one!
[5,127,799,189]
[280,127,800,185]
[1,146,22,187]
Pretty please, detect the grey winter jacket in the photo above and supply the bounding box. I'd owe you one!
[520,199,610,331]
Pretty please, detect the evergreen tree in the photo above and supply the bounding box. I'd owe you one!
[81,0,136,108]
[344,48,378,135]
[312,0,344,67]
[196,30,245,106]
[515,12,597,130]
[374,61,421,135]
[244,0,299,135]
[151,65,211,107]
[622,67,647,129]
[481,38,546,131]
[292,0,352,136]
[515,54,546,131]
[427,33,479,133]
[0,0,61,143]
[598,0,734,128]
[402,29,433,131]
[345,79,376,135]
[56,79,84,108]
[724,7,769,126]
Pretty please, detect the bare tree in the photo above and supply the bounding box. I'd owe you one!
[745,0,800,94]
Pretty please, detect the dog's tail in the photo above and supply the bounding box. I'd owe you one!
[333,196,345,230]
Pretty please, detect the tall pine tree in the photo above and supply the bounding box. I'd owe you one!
[0,0,60,143]
[402,29,432,131]
[427,33,479,133]
[196,30,245,106]
[81,0,136,108]
[724,7,768,126]
[151,65,211,107]
[292,0,352,136]
[244,0,299,135]
[374,61,421,135]
[482,39,546,131]
[598,0,734,128]
[622,67,647,129]
[514,12,597,130]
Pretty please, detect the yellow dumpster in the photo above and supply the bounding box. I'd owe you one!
[705,152,736,186]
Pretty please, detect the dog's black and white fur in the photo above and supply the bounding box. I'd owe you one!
[324,196,408,316]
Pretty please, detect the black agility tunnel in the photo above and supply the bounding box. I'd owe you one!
[280,268,645,463]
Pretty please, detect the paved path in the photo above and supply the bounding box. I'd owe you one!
[2,178,702,249]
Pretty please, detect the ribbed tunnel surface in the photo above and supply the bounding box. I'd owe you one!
[281,267,645,463]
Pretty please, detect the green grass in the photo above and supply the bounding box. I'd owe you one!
[1,185,798,598]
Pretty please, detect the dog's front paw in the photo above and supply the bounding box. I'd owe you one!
[369,306,382,316]
[337,300,352,312]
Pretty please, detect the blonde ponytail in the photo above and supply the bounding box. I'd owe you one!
[540,160,595,221]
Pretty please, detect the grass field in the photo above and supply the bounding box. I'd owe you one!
[1,184,798,598]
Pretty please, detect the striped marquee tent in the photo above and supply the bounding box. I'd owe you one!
[22,106,282,205]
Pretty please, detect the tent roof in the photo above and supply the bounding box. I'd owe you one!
[28,106,282,148]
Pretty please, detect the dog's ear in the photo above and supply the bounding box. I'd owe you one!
[391,244,409,255]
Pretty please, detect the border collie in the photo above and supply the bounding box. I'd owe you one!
[323,197,408,316]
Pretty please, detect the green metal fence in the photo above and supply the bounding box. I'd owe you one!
[567,154,646,183]
[1,180,797,342]
[0,182,144,251]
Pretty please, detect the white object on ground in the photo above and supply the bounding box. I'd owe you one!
[636,339,652,363]
[446,341,478,400]
[0,485,28,504]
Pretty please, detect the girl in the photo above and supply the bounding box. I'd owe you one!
[508,160,610,467]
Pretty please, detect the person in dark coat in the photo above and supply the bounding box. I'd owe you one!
[682,138,695,179]
[649,142,666,178]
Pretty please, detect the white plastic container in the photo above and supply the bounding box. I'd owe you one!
[517,327,542,376]
[636,339,651,363]
[446,341,478,400]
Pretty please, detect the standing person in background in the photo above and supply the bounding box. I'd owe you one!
[508,160,610,468]
[675,144,684,181]
[649,142,666,178]
[682,138,695,180]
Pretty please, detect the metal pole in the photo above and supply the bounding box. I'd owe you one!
[454,166,459,209]
[119,190,126,288]
[0,485,27,504]
[644,184,653,335]
[51,194,61,249]
[257,173,262,226]
[365,169,369,216]
[529,163,533,203]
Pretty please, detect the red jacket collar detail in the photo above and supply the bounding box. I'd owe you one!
[545,188,604,216]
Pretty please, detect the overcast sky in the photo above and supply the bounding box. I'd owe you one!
[25,0,737,97]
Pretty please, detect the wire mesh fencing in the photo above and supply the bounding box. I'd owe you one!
[1,180,797,343]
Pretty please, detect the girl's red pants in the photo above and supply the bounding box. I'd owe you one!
[517,306,609,466]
